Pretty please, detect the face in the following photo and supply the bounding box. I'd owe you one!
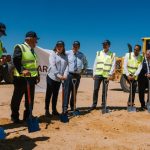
[56,45,64,54]
[73,44,80,53]
[26,37,38,48]
[146,50,150,59]
[103,43,110,51]
[134,46,140,56]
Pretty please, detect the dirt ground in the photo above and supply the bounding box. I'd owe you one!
[0,78,150,150]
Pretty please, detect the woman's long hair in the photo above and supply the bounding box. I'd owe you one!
[53,45,66,55]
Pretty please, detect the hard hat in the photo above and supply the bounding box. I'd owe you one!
[56,41,65,46]
[102,40,111,45]
[73,41,80,46]
[25,31,40,40]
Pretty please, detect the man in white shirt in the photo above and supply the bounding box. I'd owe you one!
[123,45,143,107]
[90,40,116,110]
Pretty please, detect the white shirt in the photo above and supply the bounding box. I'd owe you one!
[123,52,142,76]
[47,51,68,82]
[93,50,116,76]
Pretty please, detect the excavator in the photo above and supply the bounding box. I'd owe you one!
[114,37,150,92]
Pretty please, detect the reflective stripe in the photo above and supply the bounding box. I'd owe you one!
[97,62,104,64]
[105,64,112,66]
[22,60,36,64]
[28,68,37,71]
[127,65,138,69]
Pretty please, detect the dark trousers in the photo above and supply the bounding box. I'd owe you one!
[124,75,137,104]
[11,77,35,120]
[92,75,108,107]
[45,76,61,112]
[138,76,148,107]
[63,73,81,112]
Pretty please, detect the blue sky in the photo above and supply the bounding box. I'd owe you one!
[0,0,150,67]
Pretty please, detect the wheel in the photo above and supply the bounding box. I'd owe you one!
[120,75,138,93]
[3,63,14,84]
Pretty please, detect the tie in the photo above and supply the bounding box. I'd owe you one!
[74,53,77,72]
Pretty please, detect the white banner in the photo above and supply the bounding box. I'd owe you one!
[34,46,52,92]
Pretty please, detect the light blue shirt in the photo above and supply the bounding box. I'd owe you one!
[47,51,68,82]
[66,50,88,74]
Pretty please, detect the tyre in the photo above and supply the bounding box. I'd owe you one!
[120,75,138,93]
[3,63,14,84]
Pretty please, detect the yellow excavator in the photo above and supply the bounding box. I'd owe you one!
[114,37,150,92]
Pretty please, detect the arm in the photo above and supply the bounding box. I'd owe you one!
[82,54,88,70]
[123,53,130,76]
[93,55,97,77]
[13,46,23,74]
[134,63,142,77]
[49,52,62,79]
[109,53,116,76]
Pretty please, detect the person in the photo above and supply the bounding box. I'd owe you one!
[90,40,116,110]
[0,23,7,58]
[11,31,40,123]
[138,50,150,110]
[45,41,68,117]
[123,45,143,107]
[62,41,87,114]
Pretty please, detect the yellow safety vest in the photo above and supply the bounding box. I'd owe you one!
[95,50,115,78]
[124,52,143,76]
[13,44,38,77]
[0,40,3,58]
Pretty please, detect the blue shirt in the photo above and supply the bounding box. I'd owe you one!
[47,51,68,82]
[66,50,88,74]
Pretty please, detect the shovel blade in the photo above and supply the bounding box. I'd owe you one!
[72,110,80,116]
[60,114,69,123]
[147,102,150,113]
[127,106,136,112]
[27,117,40,133]
[0,127,6,140]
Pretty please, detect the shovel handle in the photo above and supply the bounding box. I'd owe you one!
[72,78,77,111]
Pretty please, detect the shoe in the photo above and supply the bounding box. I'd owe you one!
[89,105,96,111]
[45,111,51,117]
[52,111,59,116]
[11,118,21,124]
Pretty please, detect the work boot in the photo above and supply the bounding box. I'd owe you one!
[52,110,59,116]
[11,117,21,124]
[89,105,96,111]
[45,110,51,117]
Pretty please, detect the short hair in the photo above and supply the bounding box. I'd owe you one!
[135,44,141,51]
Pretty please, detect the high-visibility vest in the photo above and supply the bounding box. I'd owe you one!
[123,52,143,75]
[13,44,38,77]
[0,40,3,58]
[95,50,115,78]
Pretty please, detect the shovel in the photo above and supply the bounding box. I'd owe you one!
[26,80,40,133]
[72,78,80,116]
[102,79,109,114]
[127,80,136,112]
[0,127,6,139]
[147,79,150,112]
[60,81,69,123]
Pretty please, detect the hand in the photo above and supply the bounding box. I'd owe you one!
[93,76,96,80]
[62,76,67,80]
[127,75,134,81]
[107,75,114,81]
[146,74,150,78]
[22,70,31,76]
[36,76,40,84]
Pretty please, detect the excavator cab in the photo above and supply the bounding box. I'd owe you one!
[142,38,150,54]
